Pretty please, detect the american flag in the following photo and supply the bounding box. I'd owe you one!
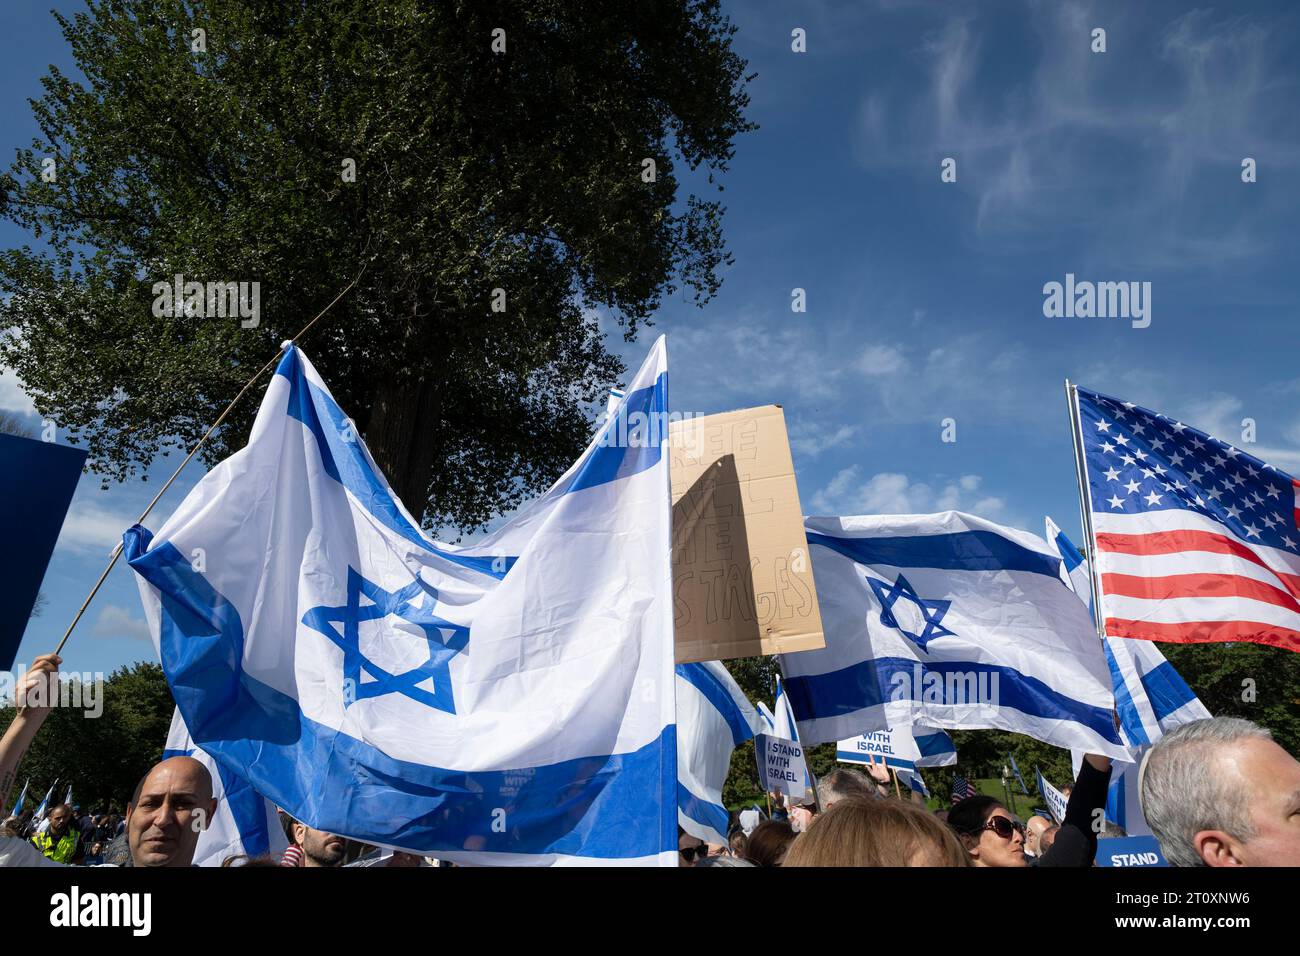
[1073,385,1300,653]
[951,774,977,804]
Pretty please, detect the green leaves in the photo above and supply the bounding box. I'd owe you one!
[1,0,753,533]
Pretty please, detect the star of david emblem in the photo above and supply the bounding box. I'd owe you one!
[867,572,956,651]
[302,567,469,715]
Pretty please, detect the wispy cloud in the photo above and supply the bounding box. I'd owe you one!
[0,363,36,417]
[91,604,151,643]
[809,468,1009,521]
[55,498,138,554]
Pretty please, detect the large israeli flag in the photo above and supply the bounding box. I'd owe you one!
[782,512,1128,758]
[162,709,288,866]
[125,338,676,866]
[675,662,762,845]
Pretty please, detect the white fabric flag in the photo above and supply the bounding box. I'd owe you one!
[675,661,762,845]
[126,337,676,866]
[163,708,288,866]
[782,512,1129,758]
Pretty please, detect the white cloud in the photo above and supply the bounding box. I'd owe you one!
[91,604,151,643]
[856,344,909,377]
[809,467,1007,520]
[55,499,138,554]
[788,420,859,460]
[0,364,36,417]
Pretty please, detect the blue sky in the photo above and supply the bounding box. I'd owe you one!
[4,0,1300,679]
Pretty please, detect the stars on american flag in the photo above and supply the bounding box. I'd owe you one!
[1076,389,1300,554]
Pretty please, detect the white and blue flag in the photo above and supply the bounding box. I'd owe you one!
[31,782,55,824]
[1046,517,1211,750]
[62,785,72,809]
[162,708,289,867]
[125,338,677,866]
[774,673,812,792]
[675,661,762,845]
[8,779,28,817]
[782,512,1128,758]
[899,768,930,798]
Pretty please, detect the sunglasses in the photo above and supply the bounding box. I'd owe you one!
[679,845,708,862]
[980,816,1026,840]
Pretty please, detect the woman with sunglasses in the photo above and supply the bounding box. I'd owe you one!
[948,754,1112,867]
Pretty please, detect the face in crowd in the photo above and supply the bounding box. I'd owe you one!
[965,806,1027,867]
[126,756,218,867]
[46,805,73,838]
[292,822,348,867]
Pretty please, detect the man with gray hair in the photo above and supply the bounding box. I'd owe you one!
[1140,717,1300,866]
[815,768,877,810]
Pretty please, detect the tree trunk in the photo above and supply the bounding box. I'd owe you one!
[364,374,441,525]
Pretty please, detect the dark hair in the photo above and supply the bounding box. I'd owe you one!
[947,795,1003,835]
[743,820,796,867]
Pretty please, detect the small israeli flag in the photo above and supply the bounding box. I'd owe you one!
[676,662,762,845]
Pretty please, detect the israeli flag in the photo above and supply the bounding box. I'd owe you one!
[9,779,28,817]
[899,769,930,799]
[1045,518,1211,749]
[1008,753,1029,794]
[31,783,55,824]
[676,662,762,845]
[162,709,289,866]
[774,674,812,790]
[782,512,1128,758]
[125,338,677,866]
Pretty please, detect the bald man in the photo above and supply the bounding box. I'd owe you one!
[1,656,221,867]
[0,756,217,868]
[1024,815,1052,858]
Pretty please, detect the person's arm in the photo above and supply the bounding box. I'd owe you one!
[0,655,61,816]
[1040,754,1111,867]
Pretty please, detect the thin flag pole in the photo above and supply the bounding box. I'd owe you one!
[47,248,373,662]
[1064,379,1108,645]
[890,764,901,799]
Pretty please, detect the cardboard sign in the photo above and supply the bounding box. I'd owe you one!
[669,406,825,663]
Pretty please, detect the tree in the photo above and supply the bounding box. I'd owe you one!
[0,0,754,534]
[0,662,174,812]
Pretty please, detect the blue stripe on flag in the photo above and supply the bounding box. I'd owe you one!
[677,784,730,840]
[783,656,1124,745]
[1138,661,1200,723]
[1103,642,1151,746]
[806,530,1061,579]
[275,348,516,581]
[916,730,953,759]
[836,750,914,770]
[127,528,676,860]
[675,663,755,747]
[162,746,270,855]
[555,374,669,496]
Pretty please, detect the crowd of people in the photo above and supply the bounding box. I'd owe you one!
[3,656,1299,868]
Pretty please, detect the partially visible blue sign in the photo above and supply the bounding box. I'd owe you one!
[0,432,86,668]
[1096,835,1168,867]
